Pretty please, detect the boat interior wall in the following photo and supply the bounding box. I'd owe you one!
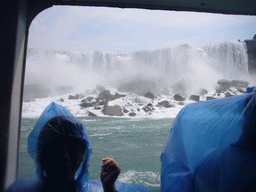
[1,0,29,190]
[1,0,256,191]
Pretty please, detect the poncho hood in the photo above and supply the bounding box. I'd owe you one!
[28,102,92,191]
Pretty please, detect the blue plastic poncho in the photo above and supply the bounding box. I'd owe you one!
[7,102,149,192]
[28,102,92,191]
[161,91,256,192]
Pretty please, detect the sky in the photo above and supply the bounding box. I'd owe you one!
[28,5,256,53]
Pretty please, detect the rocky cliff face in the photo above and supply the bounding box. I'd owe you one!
[244,40,256,74]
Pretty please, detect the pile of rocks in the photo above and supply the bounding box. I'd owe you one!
[64,79,250,117]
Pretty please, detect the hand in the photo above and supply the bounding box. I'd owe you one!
[101,157,121,192]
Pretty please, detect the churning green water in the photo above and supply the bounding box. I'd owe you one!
[19,117,173,191]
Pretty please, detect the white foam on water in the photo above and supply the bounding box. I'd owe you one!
[90,133,113,137]
[118,170,160,187]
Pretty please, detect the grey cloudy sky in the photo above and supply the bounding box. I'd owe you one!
[28,5,256,52]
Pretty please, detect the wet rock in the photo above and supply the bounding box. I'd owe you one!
[206,96,216,100]
[230,80,249,88]
[144,91,156,100]
[114,92,126,99]
[86,97,94,102]
[88,112,97,117]
[123,108,129,113]
[225,92,234,97]
[69,94,79,99]
[137,108,140,111]
[94,106,101,110]
[237,87,247,93]
[81,97,94,103]
[80,102,94,108]
[174,94,185,101]
[178,101,185,105]
[218,79,231,86]
[157,100,173,108]
[142,103,155,113]
[216,79,231,93]
[68,94,84,100]
[142,106,153,113]
[102,105,124,116]
[98,90,115,100]
[199,88,208,96]
[129,112,136,116]
[98,99,108,106]
[59,98,64,102]
[190,95,200,102]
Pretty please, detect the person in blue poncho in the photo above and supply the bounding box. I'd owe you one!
[6,102,122,192]
[36,116,121,192]
[161,90,256,192]
[192,92,256,192]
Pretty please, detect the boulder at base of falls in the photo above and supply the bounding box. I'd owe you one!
[69,95,79,99]
[237,87,247,93]
[199,88,208,96]
[98,90,115,101]
[178,101,185,105]
[157,100,173,108]
[129,112,136,116]
[80,102,95,108]
[230,80,249,88]
[174,94,185,101]
[123,108,129,113]
[225,91,235,97]
[142,105,154,113]
[88,112,97,117]
[206,96,216,100]
[216,79,231,93]
[98,99,109,106]
[94,106,101,110]
[102,105,124,116]
[144,91,156,100]
[84,96,94,102]
[114,92,126,99]
[190,95,200,102]
[69,94,85,100]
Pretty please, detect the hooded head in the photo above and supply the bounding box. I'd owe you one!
[28,102,92,191]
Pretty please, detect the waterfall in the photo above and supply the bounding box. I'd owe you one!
[202,41,248,78]
[25,41,249,96]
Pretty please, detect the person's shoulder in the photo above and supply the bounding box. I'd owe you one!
[5,178,43,192]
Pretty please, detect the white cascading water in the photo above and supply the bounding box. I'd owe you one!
[203,41,249,78]
[25,41,251,96]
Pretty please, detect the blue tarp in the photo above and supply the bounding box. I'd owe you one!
[161,91,256,192]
